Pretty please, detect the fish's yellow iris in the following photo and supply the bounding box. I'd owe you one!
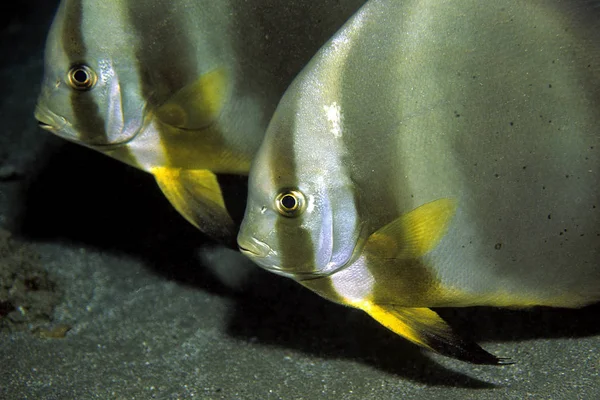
[275,189,306,218]
[67,64,97,91]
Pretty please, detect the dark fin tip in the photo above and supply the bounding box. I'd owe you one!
[423,330,513,365]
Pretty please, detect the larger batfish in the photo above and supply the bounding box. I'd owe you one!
[34,0,366,242]
[238,0,600,363]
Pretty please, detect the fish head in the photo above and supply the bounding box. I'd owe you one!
[34,0,147,149]
[238,78,361,281]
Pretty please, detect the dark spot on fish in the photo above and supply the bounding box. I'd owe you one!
[559,232,564,236]
[472,75,477,79]
[522,166,527,170]
[548,120,552,123]
[542,186,546,190]
[548,214,551,220]
[509,122,514,126]
[565,174,569,178]
[548,84,552,88]
[580,234,585,237]
[552,60,555,64]
[494,173,499,178]
[494,243,502,250]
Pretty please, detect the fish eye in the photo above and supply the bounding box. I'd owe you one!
[66,64,97,91]
[275,189,306,217]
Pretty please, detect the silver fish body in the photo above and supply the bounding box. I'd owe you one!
[238,0,600,362]
[34,0,367,242]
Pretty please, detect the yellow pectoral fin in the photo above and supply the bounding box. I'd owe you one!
[359,301,509,365]
[152,167,236,244]
[364,198,457,260]
[155,67,228,130]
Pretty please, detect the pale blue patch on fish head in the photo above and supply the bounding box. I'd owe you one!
[34,0,147,149]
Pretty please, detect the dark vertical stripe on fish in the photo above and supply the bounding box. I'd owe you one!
[62,0,107,144]
[270,109,318,277]
[125,1,202,168]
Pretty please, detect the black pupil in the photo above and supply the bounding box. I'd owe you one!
[281,194,297,210]
[73,69,89,84]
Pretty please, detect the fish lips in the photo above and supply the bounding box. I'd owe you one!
[238,237,271,259]
[238,238,291,276]
[34,105,67,133]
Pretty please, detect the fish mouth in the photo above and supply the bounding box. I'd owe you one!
[238,237,289,275]
[37,121,55,131]
[238,238,325,280]
[239,246,263,258]
[238,237,271,259]
[34,105,65,133]
[33,105,138,150]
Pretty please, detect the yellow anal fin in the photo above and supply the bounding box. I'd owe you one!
[364,198,457,260]
[155,67,228,130]
[152,167,236,244]
[361,301,510,365]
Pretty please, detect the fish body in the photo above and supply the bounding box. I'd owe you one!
[238,0,600,362]
[34,0,367,242]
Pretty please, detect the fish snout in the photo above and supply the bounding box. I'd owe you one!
[238,237,272,259]
[34,105,67,133]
